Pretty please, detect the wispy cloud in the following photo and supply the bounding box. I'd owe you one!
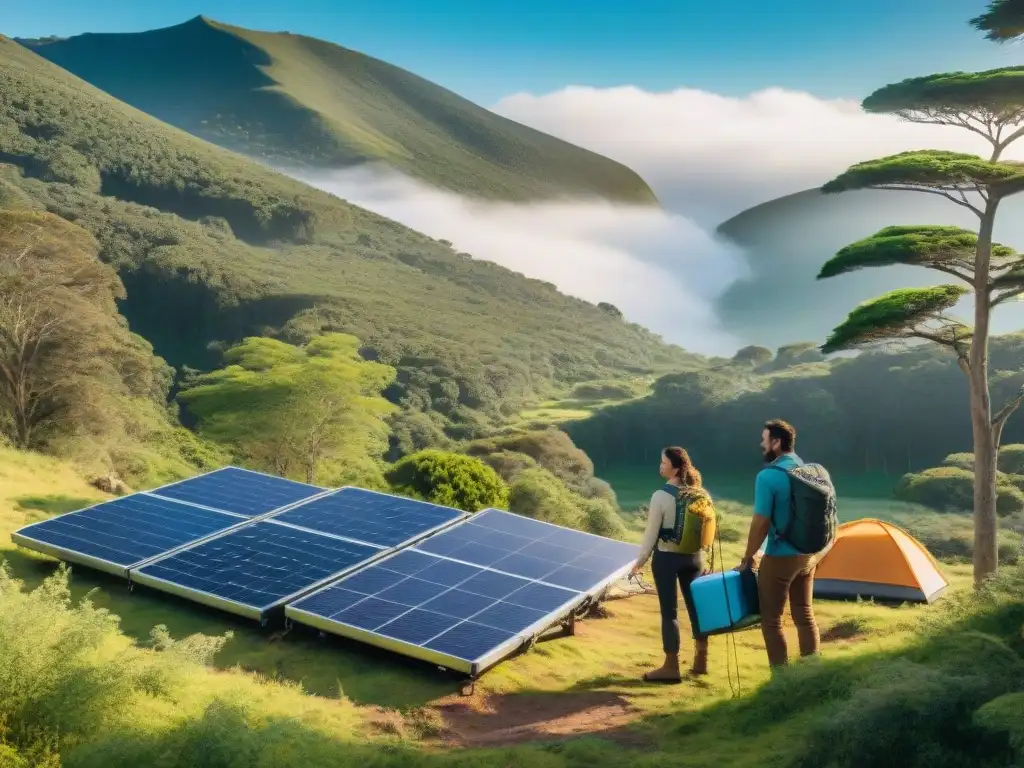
[287,165,749,356]
[493,85,1012,227]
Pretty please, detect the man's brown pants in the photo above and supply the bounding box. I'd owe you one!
[757,553,821,667]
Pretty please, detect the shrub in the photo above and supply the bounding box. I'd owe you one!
[894,466,1024,516]
[385,449,509,512]
[569,381,636,401]
[508,467,584,529]
[939,445,1024,475]
[796,633,1024,768]
[1000,444,1024,475]
[508,467,628,538]
[468,428,598,494]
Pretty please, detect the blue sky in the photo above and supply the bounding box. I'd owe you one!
[5,0,1020,105]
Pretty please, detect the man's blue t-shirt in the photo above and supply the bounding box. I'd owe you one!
[753,452,804,557]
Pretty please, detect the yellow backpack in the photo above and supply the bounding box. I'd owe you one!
[658,484,717,555]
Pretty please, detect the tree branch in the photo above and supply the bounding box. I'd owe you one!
[993,285,1024,306]
[993,385,1024,446]
[869,185,984,217]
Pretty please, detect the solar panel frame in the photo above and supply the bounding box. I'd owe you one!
[285,508,638,676]
[10,492,251,578]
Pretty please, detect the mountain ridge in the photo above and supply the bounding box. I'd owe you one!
[17,15,659,206]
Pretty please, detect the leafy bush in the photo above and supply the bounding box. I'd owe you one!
[467,428,602,496]
[894,466,1024,516]
[385,449,509,512]
[508,467,585,529]
[508,467,627,538]
[797,654,1023,768]
[569,381,636,401]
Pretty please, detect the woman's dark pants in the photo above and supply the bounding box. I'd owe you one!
[651,548,705,653]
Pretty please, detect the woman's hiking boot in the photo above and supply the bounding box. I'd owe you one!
[643,653,682,683]
[689,638,709,676]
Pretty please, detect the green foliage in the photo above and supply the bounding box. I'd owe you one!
[179,334,396,486]
[821,150,1024,194]
[568,380,638,401]
[975,691,1024,752]
[862,66,1024,114]
[796,649,1024,768]
[818,225,1015,279]
[0,562,228,758]
[469,429,594,488]
[385,449,509,512]
[820,286,969,353]
[971,0,1024,42]
[20,17,658,205]
[507,466,627,538]
[894,465,1024,516]
[567,333,1024,477]
[943,444,1024,475]
[731,345,773,367]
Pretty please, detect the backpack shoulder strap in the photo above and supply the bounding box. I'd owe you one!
[759,464,796,537]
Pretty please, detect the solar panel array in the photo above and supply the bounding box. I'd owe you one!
[11,467,325,576]
[12,468,640,676]
[285,508,639,675]
[131,488,467,620]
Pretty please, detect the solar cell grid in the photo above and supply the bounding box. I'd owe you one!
[130,520,383,618]
[286,508,639,674]
[287,545,579,666]
[416,508,638,591]
[149,466,324,518]
[268,487,465,547]
[11,494,245,576]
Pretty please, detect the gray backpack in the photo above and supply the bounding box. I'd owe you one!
[765,463,838,554]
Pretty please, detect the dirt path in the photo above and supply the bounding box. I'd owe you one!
[430,690,648,748]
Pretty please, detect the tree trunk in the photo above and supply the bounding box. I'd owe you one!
[970,202,1000,588]
[970,391,999,587]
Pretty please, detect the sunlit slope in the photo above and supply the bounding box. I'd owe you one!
[19,16,659,205]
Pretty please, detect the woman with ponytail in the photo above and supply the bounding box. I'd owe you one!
[629,446,715,682]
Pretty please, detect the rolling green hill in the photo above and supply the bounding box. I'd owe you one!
[16,16,658,205]
[0,36,693,464]
[713,187,1024,349]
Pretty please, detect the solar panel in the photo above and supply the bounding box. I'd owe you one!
[128,520,384,621]
[267,487,467,547]
[286,509,639,675]
[148,466,325,517]
[11,494,246,577]
[415,508,640,591]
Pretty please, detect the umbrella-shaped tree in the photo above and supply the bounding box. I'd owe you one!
[817,56,1024,587]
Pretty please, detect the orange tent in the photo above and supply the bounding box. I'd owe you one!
[812,518,948,603]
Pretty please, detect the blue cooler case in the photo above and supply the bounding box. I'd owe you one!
[690,569,761,636]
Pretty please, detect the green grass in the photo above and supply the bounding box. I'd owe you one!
[18,16,658,205]
[5,446,1024,767]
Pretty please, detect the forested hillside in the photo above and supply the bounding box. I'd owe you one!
[0,35,694,484]
[17,16,659,204]
[568,335,1024,479]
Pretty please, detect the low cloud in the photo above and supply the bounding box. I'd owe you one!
[493,85,1018,227]
[287,165,748,356]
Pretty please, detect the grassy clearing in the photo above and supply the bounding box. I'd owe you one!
[3,446,1019,767]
